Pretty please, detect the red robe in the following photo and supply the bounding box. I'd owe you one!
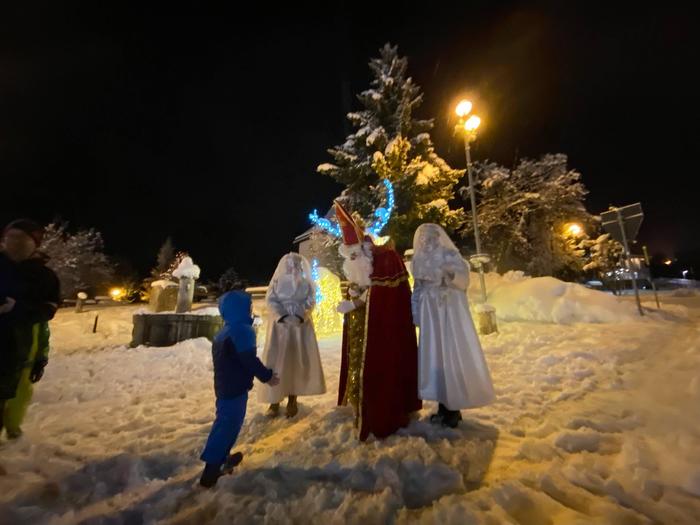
[338,244,422,440]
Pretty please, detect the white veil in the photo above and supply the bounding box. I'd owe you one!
[411,223,464,281]
[267,252,315,303]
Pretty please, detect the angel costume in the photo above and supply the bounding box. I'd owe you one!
[411,224,495,427]
[259,253,326,417]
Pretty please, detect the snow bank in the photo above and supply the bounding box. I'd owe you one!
[3,291,699,524]
[474,273,639,324]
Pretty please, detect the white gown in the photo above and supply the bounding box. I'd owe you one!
[259,257,326,404]
[412,244,495,410]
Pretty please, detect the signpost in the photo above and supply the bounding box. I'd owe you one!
[601,203,644,316]
[642,245,661,309]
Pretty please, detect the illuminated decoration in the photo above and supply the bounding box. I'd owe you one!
[109,287,125,301]
[308,179,395,239]
[308,210,341,238]
[311,258,323,304]
[367,179,395,237]
[310,259,344,336]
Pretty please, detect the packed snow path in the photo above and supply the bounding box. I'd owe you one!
[1,294,700,524]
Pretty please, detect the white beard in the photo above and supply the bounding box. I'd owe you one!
[340,244,373,288]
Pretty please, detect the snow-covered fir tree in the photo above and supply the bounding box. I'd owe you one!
[318,43,465,252]
[151,237,176,280]
[582,232,625,287]
[465,154,592,277]
[552,225,588,281]
[41,222,114,298]
[372,136,466,249]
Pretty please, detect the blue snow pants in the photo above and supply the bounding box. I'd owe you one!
[200,392,248,466]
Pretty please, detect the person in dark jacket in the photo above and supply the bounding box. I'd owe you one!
[0,219,60,438]
[199,290,279,488]
[3,321,50,438]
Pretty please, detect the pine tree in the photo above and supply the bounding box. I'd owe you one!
[152,237,175,279]
[582,233,625,288]
[372,136,466,250]
[318,43,465,252]
[218,267,247,293]
[552,225,588,281]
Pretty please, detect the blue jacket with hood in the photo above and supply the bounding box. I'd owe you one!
[212,291,272,399]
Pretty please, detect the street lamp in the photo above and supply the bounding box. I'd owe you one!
[565,223,583,237]
[455,99,497,334]
[456,100,473,118]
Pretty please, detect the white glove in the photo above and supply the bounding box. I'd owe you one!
[336,300,356,314]
[348,287,361,298]
[0,297,16,315]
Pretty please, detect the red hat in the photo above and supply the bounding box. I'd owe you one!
[334,200,364,246]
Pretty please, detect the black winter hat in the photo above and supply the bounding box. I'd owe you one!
[2,219,45,246]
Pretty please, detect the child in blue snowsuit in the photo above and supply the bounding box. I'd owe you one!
[200,290,278,488]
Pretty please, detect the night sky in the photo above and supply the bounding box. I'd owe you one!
[1,2,697,284]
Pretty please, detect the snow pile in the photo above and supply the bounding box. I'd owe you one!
[150,280,177,288]
[172,257,200,280]
[2,290,700,523]
[471,273,638,324]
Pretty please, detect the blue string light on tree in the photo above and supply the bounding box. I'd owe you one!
[367,179,395,237]
[311,258,323,303]
[308,210,341,238]
[308,179,395,238]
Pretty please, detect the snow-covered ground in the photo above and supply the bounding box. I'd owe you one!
[2,276,700,524]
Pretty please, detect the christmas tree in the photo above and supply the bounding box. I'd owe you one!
[318,43,465,251]
[151,237,176,281]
